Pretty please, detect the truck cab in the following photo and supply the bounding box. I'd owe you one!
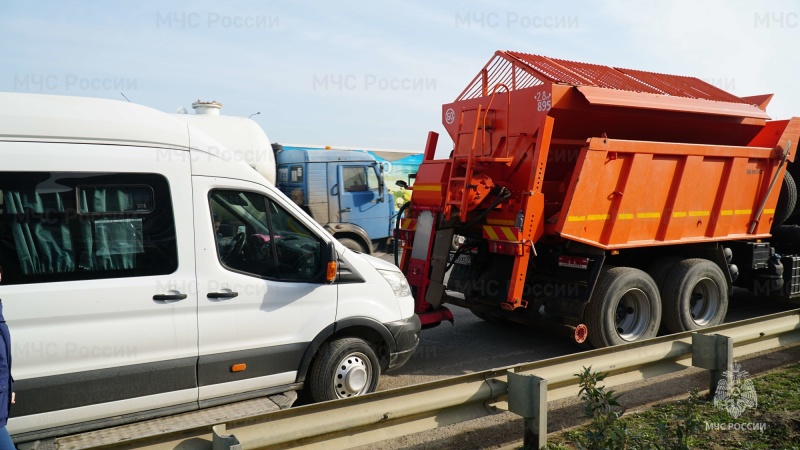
[275,147,395,254]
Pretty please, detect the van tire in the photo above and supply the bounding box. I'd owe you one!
[584,267,661,348]
[338,237,367,253]
[306,337,380,402]
[660,259,728,333]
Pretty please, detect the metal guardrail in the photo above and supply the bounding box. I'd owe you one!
[86,308,800,450]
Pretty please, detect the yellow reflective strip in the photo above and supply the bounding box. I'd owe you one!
[484,226,500,240]
[672,212,687,218]
[721,210,733,216]
[502,227,517,241]
[567,215,586,222]
[413,184,441,191]
[735,209,752,215]
[764,208,775,214]
[689,211,710,217]
[587,214,610,221]
[487,218,516,226]
[637,212,661,219]
[617,213,634,220]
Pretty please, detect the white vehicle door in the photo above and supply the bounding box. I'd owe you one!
[1,143,198,435]
[191,176,337,402]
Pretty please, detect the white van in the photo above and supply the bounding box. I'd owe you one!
[0,93,420,442]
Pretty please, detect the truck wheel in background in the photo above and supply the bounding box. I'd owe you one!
[306,337,380,402]
[774,171,797,229]
[660,259,728,334]
[585,267,662,348]
[338,237,368,253]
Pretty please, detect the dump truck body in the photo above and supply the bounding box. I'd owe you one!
[399,51,800,347]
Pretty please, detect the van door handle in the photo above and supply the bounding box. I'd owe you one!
[153,293,188,301]
[340,207,351,213]
[207,291,239,299]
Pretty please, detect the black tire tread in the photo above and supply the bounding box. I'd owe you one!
[584,267,661,349]
[661,258,729,334]
[774,171,797,228]
[338,237,367,253]
[646,256,683,293]
[306,337,380,403]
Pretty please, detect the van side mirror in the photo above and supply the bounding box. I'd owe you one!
[322,241,337,284]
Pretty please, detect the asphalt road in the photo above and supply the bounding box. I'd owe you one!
[376,252,799,392]
[363,252,798,449]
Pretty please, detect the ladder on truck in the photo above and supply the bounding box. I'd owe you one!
[445,84,514,222]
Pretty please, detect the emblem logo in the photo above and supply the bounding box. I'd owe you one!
[445,108,455,124]
[713,363,758,419]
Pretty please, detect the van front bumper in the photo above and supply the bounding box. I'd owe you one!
[385,314,421,371]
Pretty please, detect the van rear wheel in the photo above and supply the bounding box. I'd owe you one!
[584,267,661,348]
[307,337,380,402]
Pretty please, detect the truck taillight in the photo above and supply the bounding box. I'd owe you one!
[488,241,523,256]
[558,256,590,269]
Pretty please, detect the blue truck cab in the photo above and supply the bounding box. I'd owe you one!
[274,146,395,254]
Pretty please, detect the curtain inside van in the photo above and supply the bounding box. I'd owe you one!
[6,190,76,276]
[6,188,139,276]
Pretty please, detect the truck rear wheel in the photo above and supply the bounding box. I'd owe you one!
[585,267,661,348]
[646,256,683,334]
[306,337,380,402]
[661,259,728,333]
[646,257,682,292]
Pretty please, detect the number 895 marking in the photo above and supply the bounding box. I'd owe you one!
[535,91,552,112]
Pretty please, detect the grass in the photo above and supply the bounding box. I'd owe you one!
[544,363,800,450]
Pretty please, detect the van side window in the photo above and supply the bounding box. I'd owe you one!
[209,190,323,282]
[0,172,178,285]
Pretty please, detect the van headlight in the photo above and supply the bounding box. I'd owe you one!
[378,270,411,297]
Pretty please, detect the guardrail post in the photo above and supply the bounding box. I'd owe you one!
[508,372,547,450]
[691,333,733,396]
[212,424,242,450]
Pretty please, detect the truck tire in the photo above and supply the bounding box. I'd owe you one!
[646,256,683,293]
[306,337,380,402]
[646,256,683,334]
[338,237,367,253]
[585,267,661,348]
[774,171,797,228]
[661,259,728,334]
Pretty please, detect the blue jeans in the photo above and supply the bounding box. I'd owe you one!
[0,426,14,450]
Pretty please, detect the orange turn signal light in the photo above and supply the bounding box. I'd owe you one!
[326,261,337,282]
[231,363,247,372]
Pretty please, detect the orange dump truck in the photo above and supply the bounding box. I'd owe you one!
[396,51,800,348]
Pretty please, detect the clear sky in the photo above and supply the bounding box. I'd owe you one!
[2,0,798,155]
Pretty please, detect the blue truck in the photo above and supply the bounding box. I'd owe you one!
[171,102,408,254]
[273,144,396,254]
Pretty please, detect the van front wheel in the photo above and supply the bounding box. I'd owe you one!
[307,337,381,402]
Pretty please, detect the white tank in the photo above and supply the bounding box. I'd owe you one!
[171,101,276,184]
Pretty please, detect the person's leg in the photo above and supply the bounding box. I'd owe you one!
[0,426,15,450]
